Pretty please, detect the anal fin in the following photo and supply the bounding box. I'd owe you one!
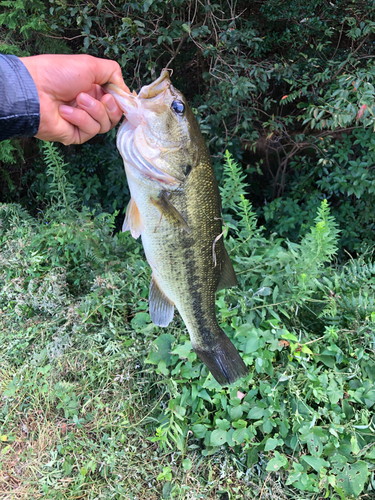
[150,191,191,233]
[149,275,175,327]
[123,198,144,239]
[217,248,238,291]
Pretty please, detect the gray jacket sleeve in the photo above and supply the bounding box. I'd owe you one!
[0,55,40,141]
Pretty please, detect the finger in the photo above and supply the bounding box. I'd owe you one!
[75,92,111,134]
[59,105,102,144]
[100,93,124,128]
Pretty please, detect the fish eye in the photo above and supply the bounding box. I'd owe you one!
[171,100,185,114]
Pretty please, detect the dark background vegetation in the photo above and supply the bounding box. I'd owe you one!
[1,1,375,499]
[1,0,375,252]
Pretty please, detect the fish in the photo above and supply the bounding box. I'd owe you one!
[103,70,248,386]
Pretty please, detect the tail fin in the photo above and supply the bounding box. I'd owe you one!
[194,335,248,386]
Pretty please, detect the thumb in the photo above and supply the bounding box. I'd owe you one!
[89,57,130,93]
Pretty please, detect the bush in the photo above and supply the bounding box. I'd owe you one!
[1,0,375,254]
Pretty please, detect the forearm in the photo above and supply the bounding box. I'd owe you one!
[0,55,40,141]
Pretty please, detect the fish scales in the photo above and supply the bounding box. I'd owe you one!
[104,70,248,385]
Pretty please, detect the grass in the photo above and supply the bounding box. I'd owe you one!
[0,308,297,499]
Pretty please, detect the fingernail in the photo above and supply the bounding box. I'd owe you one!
[59,105,74,115]
[106,97,117,112]
[79,93,94,108]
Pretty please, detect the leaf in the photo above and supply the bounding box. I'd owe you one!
[131,312,151,329]
[171,341,193,359]
[210,428,228,446]
[232,427,249,444]
[302,455,329,471]
[266,451,288,472]
[342,400,354,420]
[182,458,192,470]
[191,424,207,439]
[237,391,246,400]
[304,430,324,456]
[265,437,284,451]
[351,435,360,455]
[336,462,369,497]
[146,334,175,366]
[229,405,243,420]
[356,104,367,120]
[245,334,260,353]
[248,407,265,419]
[216,419,230,431]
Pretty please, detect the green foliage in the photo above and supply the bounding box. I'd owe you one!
[42,141,78,213]
[1,150,375,498]
[0,139,24,200]
[2,0,375,227]
[0,0,70,55]
[28,139,129,217]
[263,127,375,253]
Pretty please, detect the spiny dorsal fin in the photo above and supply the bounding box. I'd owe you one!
[149,275,175,327]
[217,248,238,292]
[150,191,191,233]
[123,198,144,239]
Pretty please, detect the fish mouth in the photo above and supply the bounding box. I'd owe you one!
[138,69,171,99]
[102,69,171,104]
[103,71,181,186]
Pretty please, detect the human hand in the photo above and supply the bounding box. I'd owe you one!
[20,54,129,145]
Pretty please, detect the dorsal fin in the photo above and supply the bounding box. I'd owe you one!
[217,248,238,292]
[149,275,175,327]
[123,198,144,239]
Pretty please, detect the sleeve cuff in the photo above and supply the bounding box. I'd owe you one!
[0,55,40,141]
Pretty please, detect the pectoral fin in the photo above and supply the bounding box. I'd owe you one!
[149,275,175,327]
[150,191,191,233]
[123,198,144,239]
[217,248,238,291]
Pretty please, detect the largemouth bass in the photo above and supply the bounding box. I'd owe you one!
[104,70,248,385]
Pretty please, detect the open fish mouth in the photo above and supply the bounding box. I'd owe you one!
[138,69,171,98]
[102,69,172,116]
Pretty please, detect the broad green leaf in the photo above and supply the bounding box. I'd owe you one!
[336,462,369,497]
[229,405,243,420]
[171,341,192,359]
[146,334,175,366]
[232,427,249,444]
[265,437,284,451]
[302,455,329,472]
[182,458,192,471]
[248,407,265,420]
[191,424,207,439]
[342,399,354,420]
[216,419,230,431]
[266,451,288,472]
[245,334,260,353]
[210,428,227,446]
